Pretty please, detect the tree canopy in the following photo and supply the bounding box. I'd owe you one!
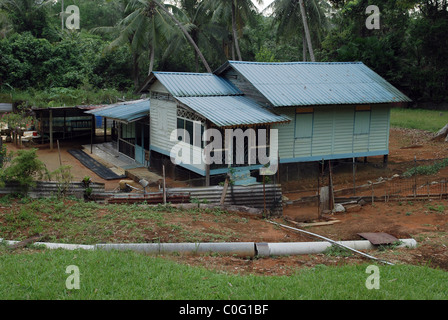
[0,0,446,104]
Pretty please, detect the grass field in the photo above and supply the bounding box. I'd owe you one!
[0,248,447,300]
[0,196,252,245]
[391,108,448,132]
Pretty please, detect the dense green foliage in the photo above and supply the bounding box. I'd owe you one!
[0,148,48,193]
[0,0,447,104]
[0,31,134,90]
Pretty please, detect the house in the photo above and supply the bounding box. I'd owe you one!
[85,99,150,166]
[146,72,290,185]
[140,61,412,185]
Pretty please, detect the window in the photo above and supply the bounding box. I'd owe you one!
[354,106,371,135]
[295,113,314,139]
[177,117,204,148]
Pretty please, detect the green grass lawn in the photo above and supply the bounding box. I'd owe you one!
[0,248,447,300]
[391,108,448,133]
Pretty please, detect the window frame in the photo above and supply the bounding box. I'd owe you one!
[295,107,314,139]
[354,105,372,136]
[177,117,205,149]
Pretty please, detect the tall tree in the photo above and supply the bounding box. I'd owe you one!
[0,9,12,38]
[268,0,329,61]
[166,0,225,72]
[206,0,262,61]
[121,0,211,74]
[298,0,314,61]
[0,0,53,38]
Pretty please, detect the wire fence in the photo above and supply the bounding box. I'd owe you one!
[283,157,448,214]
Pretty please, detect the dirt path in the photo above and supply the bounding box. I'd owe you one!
[5,138,122,190]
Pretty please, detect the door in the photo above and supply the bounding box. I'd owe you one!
[135,122,145,165]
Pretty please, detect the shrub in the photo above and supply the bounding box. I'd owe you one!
[0,148,49,194]
[403,159,448,178]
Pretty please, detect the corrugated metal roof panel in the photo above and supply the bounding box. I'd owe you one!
[225,61,412,107]
[153,72,242,97]
[86,99,150,123]
[176,96,291,128]
[0,103,13,113]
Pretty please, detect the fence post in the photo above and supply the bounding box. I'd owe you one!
[414,156,417,199]
[353,157,356,196]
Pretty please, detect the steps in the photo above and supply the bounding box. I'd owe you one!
[230,169,259,186]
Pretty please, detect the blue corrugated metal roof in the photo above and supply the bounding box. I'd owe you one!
[176,96,290,128]
[86,99,150,123]
[220,61,411,107]
[153,72,242,97]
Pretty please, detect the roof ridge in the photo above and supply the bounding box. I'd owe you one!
[153,71,214,76]
[228,61,364,65]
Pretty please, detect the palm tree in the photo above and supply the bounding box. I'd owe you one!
[167,0,225,72]
[91,0,148,88]
[116,0,211,75]
[206,0,263,61]
[268,0,329,62]
[150,0,211,72]
[0,9,12,38]
[0,0,53,38]
[298,0,315,62]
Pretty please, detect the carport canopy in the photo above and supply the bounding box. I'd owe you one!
[85,99,150,124]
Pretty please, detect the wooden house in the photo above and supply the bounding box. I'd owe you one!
[146,72,290,184]
[139,61,411,185]
[215,61,411,180]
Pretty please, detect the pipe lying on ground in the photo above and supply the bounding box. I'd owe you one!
[256,239,417,257]
[0,239,95,251]
[1,238,417,259]
[267,221,402,265]
[96,242,257,258]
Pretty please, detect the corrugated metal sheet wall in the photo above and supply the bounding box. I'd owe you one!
[168,184,283,216]
[273,105,391,160]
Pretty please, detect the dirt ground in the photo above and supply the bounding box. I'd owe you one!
[168,128,448,274]
[3,128,448,275]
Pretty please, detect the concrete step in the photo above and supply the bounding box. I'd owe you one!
[230,169,259,186]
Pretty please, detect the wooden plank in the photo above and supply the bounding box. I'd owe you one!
[287,219,341,228]
[220,175,230,205]
[8,234,46,250]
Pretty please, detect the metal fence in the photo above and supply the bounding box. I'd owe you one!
[167,184,283,216]
[0,181,105,198]
[283,157,448,215]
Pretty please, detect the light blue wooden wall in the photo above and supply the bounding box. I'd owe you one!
[273,104,391,163]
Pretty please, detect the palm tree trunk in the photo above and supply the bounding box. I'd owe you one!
[302,32,307,62]
[298,0,315,62]
[153,0,212,73]
[231,0,242,61]
[133,52,140,88]
[148,42,155,75]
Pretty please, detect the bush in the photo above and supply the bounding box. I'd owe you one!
[0,148,49,194]
[403,159,448,178]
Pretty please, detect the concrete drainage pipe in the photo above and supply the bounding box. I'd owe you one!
[256,239,417,257]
